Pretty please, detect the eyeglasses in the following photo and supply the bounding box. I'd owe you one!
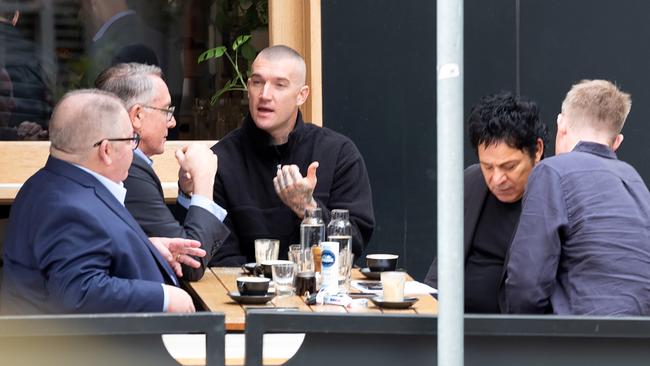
[142,105,175,121]
[93,132,141,150]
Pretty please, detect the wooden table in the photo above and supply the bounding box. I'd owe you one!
[188,267,438,331]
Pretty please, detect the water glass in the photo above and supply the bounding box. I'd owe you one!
[272,262,296,296]
[288,244,315,272]
[381,271,406,302]
[255,239,279,264]
[338,250,354,292]
[288,244,302,264]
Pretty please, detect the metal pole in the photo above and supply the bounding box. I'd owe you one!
[437,0,464,365]
[40,0,57,78]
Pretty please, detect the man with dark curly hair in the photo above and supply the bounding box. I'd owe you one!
[424,91,547,313]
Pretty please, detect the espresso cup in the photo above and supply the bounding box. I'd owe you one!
[255,260,293,279]
[366,254,399,272]
[236,276,270,296]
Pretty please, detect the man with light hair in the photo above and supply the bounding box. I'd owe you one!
[210,45,375,265]
[1,89,203,314]
[96,63,229,281]
[505,79,650,315]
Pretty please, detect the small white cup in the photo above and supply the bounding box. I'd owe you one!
[381,271,406,302]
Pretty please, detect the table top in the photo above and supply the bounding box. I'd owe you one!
[188,267,438,332]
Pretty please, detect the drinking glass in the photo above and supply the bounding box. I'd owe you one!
[288,244,315,273]
[288,244,302,264]
[294,270,317,297]
[338,251,354,292]
[381,271,406,302]
[272,262,296,296]
[254,239,279,264]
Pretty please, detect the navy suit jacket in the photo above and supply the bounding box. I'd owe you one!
[124,154,229,281]
[1,156,178,314]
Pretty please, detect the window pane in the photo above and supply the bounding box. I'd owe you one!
[0,0,268,141]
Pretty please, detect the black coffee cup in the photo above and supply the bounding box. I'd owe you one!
[236,276,270,296]
[294,271,317,296]
[366,254,399,272]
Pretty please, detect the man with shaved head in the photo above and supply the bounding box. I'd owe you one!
[211,45,375,265]
[1,89,202,314]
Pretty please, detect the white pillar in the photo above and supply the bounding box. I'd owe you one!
[436,0,464,365]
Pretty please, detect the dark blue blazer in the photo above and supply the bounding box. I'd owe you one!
[0,156,179,314]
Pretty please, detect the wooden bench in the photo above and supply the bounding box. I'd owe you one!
[0,140,217,205]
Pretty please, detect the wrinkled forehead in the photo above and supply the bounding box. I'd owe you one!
[149,75,172,103]
[478,140,531,164]
[251,55,305,85]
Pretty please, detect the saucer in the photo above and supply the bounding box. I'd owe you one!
[242,262,257,274]
[370,296,419,309]
[360,267,381,279]
[227,291,276,305]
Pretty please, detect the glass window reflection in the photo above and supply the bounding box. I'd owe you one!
[0,0,268,141]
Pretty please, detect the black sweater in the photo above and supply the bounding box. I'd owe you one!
[210,111,375,266]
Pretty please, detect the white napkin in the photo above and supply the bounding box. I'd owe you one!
[351,280,438,295]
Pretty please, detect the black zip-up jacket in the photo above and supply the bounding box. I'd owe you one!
[210,111,375,266]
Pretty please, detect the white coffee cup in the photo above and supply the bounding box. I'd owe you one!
[381,271,406,302]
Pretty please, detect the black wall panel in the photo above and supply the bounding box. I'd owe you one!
[519,0,650,167]
[322,0,437,280]
[321,0,650,281]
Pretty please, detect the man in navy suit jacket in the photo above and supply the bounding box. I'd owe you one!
[1,89,203,314]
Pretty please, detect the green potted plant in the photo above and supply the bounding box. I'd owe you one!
[195,0,267,138]
[197,34,256,105]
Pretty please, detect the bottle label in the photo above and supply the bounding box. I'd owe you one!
[320,241,339,294]
[321,250,336,269]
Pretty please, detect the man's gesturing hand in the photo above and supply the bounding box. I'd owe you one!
[273,161,319,218]
[149,237,206,277]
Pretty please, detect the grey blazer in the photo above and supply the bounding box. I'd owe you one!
[423,164,489,288]
[124,154,230,281]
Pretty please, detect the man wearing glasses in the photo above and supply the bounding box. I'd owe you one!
[1,89,202,314]
[95,63,229,281]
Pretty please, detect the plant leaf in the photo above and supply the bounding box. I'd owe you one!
[240,42,257,61]
[232,34,252,51]
[211,83,234,105]
[197,46,227,63]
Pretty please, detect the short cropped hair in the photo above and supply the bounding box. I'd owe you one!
[94,63,162,109]
[468,92,548,159]
[49,89,126,156]
[256,45,306,85]
[561,79,631,136]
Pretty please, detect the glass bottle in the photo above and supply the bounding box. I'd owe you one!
[300,207,325,251]
[327,209,353,291]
